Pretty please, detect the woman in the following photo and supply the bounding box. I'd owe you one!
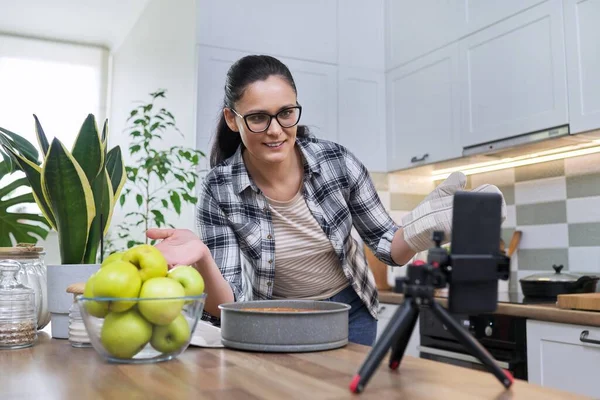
[146,55,505,346]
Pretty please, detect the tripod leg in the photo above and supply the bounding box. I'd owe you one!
[429,301,514,389]
[350,299,416,394]
[388,306,419,370]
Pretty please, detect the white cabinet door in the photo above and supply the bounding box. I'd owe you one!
[459,0,568,148]
[196,0,338,64]
[527,319,600,398]
[385,0,463,70]
[377,303,420,358]
[460,0,547,34]
[338,0,385,71]
[564,0,600,134]
[338,67,386,172]
[195,46,338,150]
[386,43,462,171]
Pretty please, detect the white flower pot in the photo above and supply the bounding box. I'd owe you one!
[47,264,99,339]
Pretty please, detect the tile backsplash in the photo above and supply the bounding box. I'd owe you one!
[372,151,600,292]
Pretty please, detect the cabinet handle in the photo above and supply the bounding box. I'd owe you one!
[580,330,600,345]
[411,153,429,163]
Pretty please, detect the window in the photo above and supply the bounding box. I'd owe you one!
[0,34,109,215]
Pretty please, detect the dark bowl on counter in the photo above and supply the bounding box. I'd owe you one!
[520,264,600,298]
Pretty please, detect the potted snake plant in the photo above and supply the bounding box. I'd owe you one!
[1,114,126,338]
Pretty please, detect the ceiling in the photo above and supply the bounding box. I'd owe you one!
[0,0,149,49]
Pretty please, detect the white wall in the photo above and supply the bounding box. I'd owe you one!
[108,0,198,245]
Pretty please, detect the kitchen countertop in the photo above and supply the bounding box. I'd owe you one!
[0,332,588,399]
[378,290,600,327]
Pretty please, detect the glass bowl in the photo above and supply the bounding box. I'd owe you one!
[76,294,206,364]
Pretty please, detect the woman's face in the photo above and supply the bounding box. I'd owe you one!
[224,75,299,166]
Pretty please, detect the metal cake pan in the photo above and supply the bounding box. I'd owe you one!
[218,299,351,352]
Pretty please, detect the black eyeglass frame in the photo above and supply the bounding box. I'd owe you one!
[230,104,303,133]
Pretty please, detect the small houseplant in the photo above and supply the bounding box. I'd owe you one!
[108,89,204,251]
[1,114,126,338]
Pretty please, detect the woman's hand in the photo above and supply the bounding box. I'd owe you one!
[400,171,506,253]
[146,228,210,269]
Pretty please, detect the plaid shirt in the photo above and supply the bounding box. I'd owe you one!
[196,135,401,325]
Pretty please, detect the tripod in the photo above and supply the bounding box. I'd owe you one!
[349,232,514,394]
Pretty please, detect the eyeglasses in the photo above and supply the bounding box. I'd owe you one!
[231,104,302,133]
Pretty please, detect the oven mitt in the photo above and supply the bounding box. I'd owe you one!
[401,171,507,253]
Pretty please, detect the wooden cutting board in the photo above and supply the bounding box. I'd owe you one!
[556,293,600,311]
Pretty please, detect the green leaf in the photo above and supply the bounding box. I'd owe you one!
[136,194,143,207]
[130,144,141,154]
[170,191,181,214]
[0,126,40,166]
[119,194,126,206]
[151,210,165,226]
[101,119,108,144]
[42,139,95,264]
[82,169,114,264]
[33,114,50,157]
[161,199,168,208]
[128,110,139,121]
[2,146,56,230]
[1,153,13,172]
[71,114,103,183]
[0,165,51,246]
[174,173,185,182]
[106,147,126,201]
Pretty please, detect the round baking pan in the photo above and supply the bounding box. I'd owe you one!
[218,299,351,352]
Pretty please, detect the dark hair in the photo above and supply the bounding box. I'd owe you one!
[209,55,309,168]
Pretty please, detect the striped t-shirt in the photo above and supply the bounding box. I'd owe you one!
[266,190,349,299]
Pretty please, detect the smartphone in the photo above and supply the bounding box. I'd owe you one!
[448,190,503,314]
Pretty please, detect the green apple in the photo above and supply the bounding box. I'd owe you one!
[150,314,191,353]
[91,260,142,312]
[138,277,185,325]
[101,251,124,268]
[100,308,153,359]
[82,272,109,318]
[122,244,168,282]
[167,266,205,297]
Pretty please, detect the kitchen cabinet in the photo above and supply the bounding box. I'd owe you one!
[385,0,462,70]
[196,0,338,65]
[564,0,600,134]
[461,0,548,35]
[338,0,385,71]
[195,46,338,147]
[527,319,600,398]
[386,42,462,171]
[377,303,420,358]
[384,0,545,71]
[338,67,387,172]
[459,0,568,148]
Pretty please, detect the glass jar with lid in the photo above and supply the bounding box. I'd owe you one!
[0,260,37,349]
[0,245,49,329]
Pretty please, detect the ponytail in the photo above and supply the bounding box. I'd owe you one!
[210,113,243,168]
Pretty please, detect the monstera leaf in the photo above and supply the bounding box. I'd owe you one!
[0,161,51,246]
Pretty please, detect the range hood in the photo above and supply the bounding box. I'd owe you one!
[397,125,600,181]
[462,125,600,158]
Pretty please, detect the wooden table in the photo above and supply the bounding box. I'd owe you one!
[0,331,589,399]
